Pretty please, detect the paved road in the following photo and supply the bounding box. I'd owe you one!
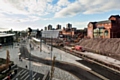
[31,38,120,80]
[0,41,81,80]
[77,60,120,80]
[12,67,44,80]
[20,45,103,80]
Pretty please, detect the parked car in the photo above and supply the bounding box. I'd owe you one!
[72,45,85,52]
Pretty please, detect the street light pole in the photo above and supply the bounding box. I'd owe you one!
[51,36,53,60]
[29,37,32,80]
[27,27,33,80]
[40,30,42,52]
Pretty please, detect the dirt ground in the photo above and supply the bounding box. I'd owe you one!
[78,38,120,60]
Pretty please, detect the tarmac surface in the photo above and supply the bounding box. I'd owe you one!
[12,67,44,80]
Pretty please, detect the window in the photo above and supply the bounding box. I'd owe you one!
[104,30,108,36]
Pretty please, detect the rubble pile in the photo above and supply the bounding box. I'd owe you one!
[79,38,120,60]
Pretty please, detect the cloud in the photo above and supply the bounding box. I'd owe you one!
[0,0,56,16]
[54,1,83,18]
[73,21,89,28]
[57,0,70,7]
[54,0,120,18]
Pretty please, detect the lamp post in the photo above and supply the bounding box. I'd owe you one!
[51,36,53,60]
[27,27,32,80]
[40,30,42,52]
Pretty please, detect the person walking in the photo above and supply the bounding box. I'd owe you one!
[25,65,28,69]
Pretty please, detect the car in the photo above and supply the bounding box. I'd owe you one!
[71,47,75,50]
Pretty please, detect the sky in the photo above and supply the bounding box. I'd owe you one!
[0,0,120,31]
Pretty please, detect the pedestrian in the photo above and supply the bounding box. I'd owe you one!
[25,65,28,68]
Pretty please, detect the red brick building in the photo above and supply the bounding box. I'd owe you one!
[87,15,120,38]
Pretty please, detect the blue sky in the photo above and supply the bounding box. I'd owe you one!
[0,0,120,31]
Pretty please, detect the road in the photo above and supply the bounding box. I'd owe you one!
[20,44,104,80]
[0,42,81,80]
[1,39,120,80]
[30,38,120,80]
[12,67,44,80]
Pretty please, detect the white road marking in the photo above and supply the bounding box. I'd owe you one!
[33,73,37,78]
[20,71,29,80]
[37,77,40,80]
[20,70,27,76]
[32,62,42,66]
[24,74,30,80]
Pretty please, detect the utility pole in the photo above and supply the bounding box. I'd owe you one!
[40,37,42,52]
[51,37,53,60]
[40,30,42,52]
[50,56,56,80]
[27,27,32,80]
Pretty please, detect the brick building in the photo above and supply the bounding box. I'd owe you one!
[87,15,120,38]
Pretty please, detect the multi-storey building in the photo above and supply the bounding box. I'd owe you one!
[66,23,72,29]
[48,25,52,30]
[0,33,14,46]
[56,24,61,30]
[87,15,120,38]
[44,27,47,30]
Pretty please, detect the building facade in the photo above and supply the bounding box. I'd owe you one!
[0,33,14,46]
[48,25,52,30]
[44,27,47,30]
[87,15,120,38]
[56,24,61,30]
[66,23,72,29]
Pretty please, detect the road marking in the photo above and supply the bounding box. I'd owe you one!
[33,62,42,66]
[10,68,25,80]
[20,71,29,80]
[90,70,109,80]
[24,74,30,80]
[20,69,26,76]
[17,69,24,74]
[15,69,24,77]
[33,73,37,78]
[37,77,40,80]
[33,78,36,80]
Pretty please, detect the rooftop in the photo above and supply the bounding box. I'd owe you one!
[0,33,15,37]
[96,20,111,24]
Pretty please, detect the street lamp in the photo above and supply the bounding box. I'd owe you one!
[51,36,53,60]
[27,27,33,80]
[40,30,42,52]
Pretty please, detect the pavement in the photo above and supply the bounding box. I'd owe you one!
[64,46,120,69]
[32,38,120,69]
[1,38,120,80]
[30,39,91,71]
[0,40,80,80]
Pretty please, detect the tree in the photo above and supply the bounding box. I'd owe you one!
[27,27,32,36]
[6,50,10,68]
[36,29,42,38]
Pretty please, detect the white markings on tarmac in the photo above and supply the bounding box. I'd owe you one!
[20,71,29,80]
[20,70,27,76]
[33,78,36,80]
[45,57,51,60]
[32,62,42,66]
[37,77,41,80]
[33,73,37,78]
[24,74,30,80]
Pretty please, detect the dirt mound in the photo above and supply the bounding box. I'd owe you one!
[78,38,120,60]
